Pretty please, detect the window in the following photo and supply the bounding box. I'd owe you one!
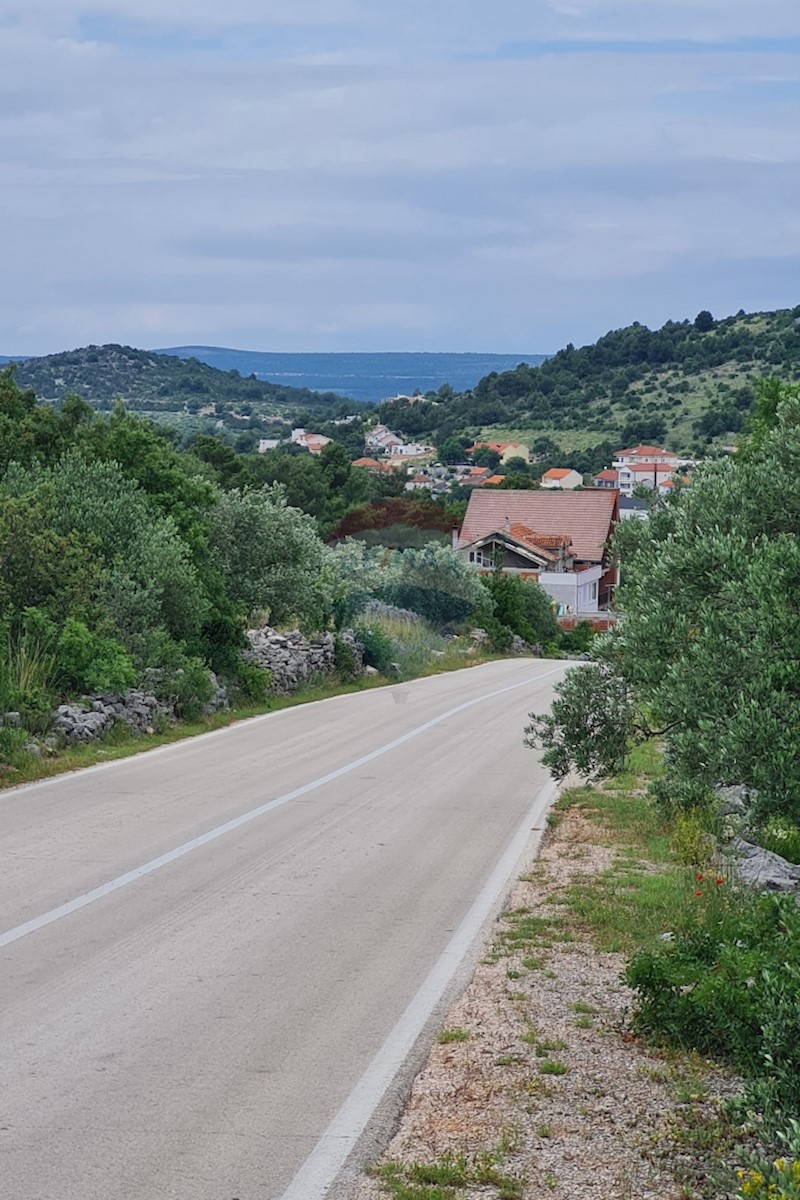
[591,581,598,600]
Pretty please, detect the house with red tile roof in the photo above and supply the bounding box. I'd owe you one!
[351,456,396,475]
[467,440,530,464]
[593,468,619,489]
[540,467,583,490]
[455,488,619,613]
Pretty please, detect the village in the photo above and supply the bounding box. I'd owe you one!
[257,422,697,623]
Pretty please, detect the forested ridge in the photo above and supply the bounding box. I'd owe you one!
[377,306,800,452]
[5,344,360,419]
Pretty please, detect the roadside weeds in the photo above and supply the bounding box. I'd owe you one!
[351,747,745,1200]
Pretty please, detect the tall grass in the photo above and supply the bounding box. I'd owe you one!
[0,625,57,736]
[354,611,466,679]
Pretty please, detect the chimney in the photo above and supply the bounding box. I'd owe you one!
[503,516,510,533]
[451,526,460,549]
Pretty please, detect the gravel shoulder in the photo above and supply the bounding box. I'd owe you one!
[349,794,738,1200]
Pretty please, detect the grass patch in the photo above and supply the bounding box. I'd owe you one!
[437,1028,470,1045]
[374,1152,525,1200]
[552,750,692,957]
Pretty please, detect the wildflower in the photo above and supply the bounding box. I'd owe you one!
[715,877,725,885]
[695,890,703,897]
[695,873,704,881]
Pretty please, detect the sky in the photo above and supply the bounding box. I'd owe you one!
[1,1,799,355]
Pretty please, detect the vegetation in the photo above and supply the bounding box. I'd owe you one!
[525,380,800,1188]
[11,343,360,417]
[527,379,800,823]
[377,306,800,455]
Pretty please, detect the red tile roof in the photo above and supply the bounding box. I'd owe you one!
[615,444,671,457]
[593,469,619,482]
[352,456,396,473]
[628,462,675,474]
[541,467,575,480]
[460,489,617,563]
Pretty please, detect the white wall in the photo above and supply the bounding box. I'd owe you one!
[537,564,602,613]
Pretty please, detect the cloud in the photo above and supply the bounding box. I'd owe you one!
[0,4,798,353]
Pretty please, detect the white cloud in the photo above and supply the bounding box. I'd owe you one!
[0,5,798,353]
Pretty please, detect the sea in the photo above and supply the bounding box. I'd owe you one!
[154,347,548,404]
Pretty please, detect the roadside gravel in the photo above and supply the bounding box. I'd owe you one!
[349,801,735,1200]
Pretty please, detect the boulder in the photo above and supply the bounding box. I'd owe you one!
[730,837,800,897]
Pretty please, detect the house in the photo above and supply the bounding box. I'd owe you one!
[616,460,677,496]
[291,428,333,455]
[593,468,619,489]
[455,489,619,613]
[351,456,395,475]
[257,438,280,454]
[610,443,696,497]
[387,441,435,459]
[613,444,681,467]
[365,424,404,453]
[467,440,530,465]
[541,467,583,490]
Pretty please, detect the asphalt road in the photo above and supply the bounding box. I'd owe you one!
[0,658,569,1200]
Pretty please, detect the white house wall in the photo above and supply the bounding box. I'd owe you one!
[538,565,602,613]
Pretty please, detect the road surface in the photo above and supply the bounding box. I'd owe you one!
[0,658,569,1200]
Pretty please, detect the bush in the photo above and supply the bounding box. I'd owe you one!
[758,817,800,866]
[55,618,136,694]
[0,724,30,768]
[559,621,595,655]
[625,888,800,1140]
[234,660,272,704]
[152,655,214,722]
[352,621,396,675]
[0,612,57,733]
[480,572,559,646]
[333,634,360,681]
[383,543,486,626]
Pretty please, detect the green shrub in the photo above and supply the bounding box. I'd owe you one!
[736,1120,800,1198]
[559,621,595,655]
[0,612,57,733]
[625,887,800,1140]
[0,724,30,768]
[55,618,136,694]
[758,817,800,866]
[234,660,272,704]
[671,809,715,866]
[352,621,396,674]
[152,655,214,722]
[480,571,559,646]
[333,634,359,681]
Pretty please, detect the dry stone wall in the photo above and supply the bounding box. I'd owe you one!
[243,627,364,694]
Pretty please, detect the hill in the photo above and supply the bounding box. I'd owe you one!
[6,344,361,422]
[376,306,800,454]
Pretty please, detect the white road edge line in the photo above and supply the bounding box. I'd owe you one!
[279,774,560,1200]
[0,664,567,950]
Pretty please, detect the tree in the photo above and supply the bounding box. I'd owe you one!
[472,447,502,469]
[694,310,715,332]
[480,572,559,646]
[208,484,326,627]
[438,436,468,465]
[383,543,487,626]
